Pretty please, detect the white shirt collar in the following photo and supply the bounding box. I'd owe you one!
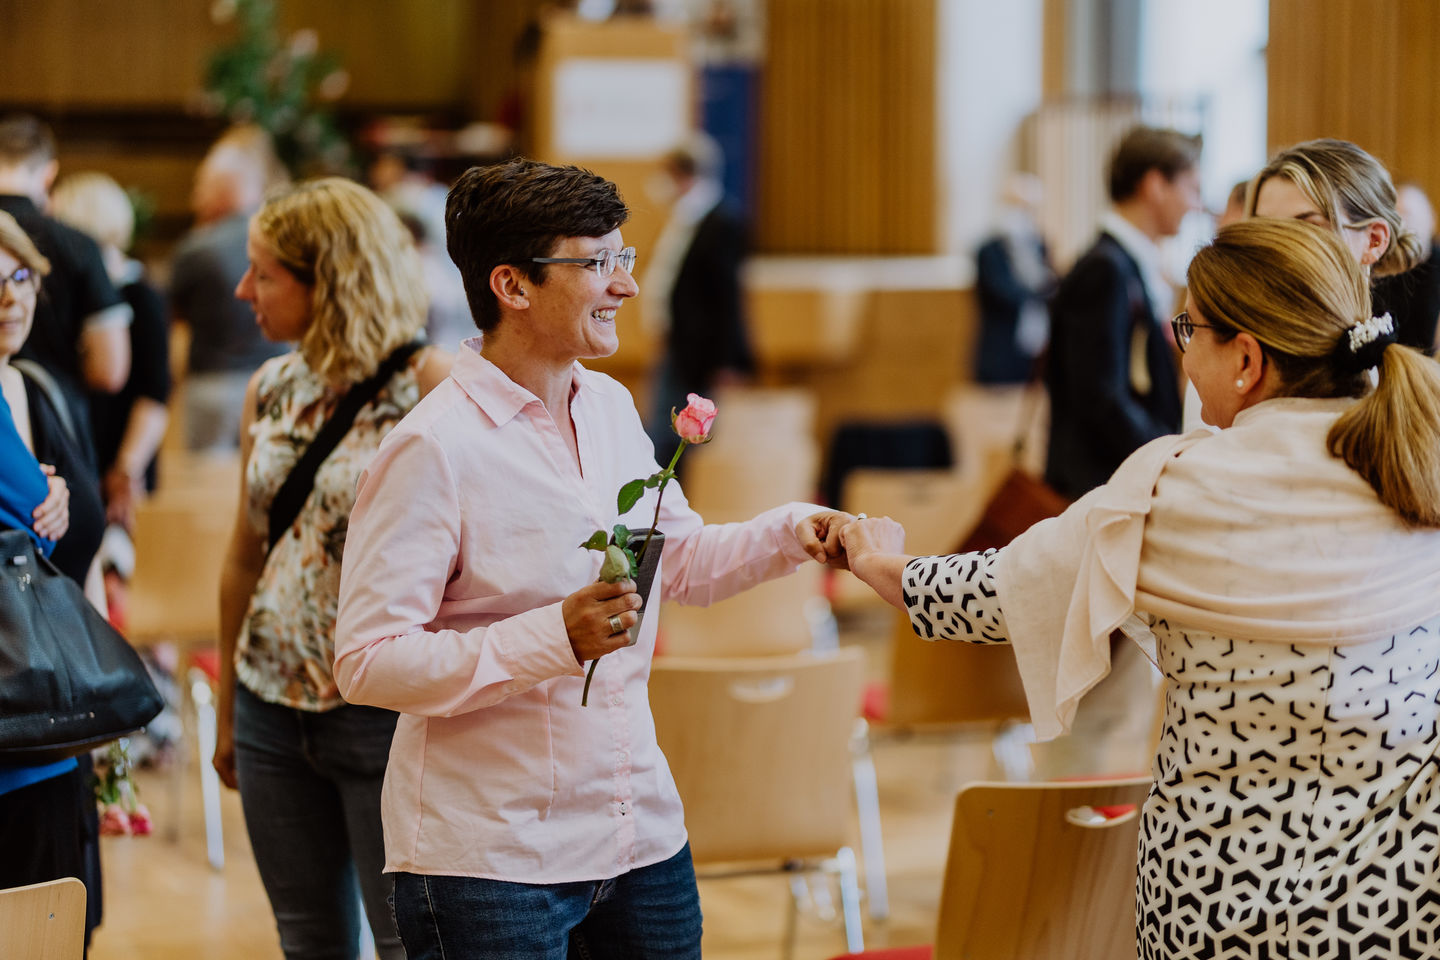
[1099,210,1173,322]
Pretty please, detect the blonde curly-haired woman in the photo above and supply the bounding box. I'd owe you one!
[216,178,451,960]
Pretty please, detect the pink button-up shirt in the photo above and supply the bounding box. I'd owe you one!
[334,340,819,883]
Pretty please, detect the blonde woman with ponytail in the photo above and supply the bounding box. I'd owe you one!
[841,218,1440,958]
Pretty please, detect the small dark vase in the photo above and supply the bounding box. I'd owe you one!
[582,529,667,706]
[625,528,665,640]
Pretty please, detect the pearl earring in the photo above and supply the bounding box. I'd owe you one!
[1235,379,1245,389]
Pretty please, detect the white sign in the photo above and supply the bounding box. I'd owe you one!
[553,58,689,159]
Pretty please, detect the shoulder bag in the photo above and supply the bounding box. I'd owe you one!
[266,341,423,554]
[0,527,164,762]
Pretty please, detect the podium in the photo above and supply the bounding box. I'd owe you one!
[532,14,693,379]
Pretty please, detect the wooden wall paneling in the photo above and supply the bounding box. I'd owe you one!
[278,0,471,110]
[757,0,938,254]
[1268,0,1440,234]
[0,1,218,108]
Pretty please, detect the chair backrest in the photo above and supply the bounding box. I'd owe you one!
[884,606,1030,728]
[126,490,235,643]
[0,877,87,960]
[935,777,1151,960]
[659,562,826,657]
[650,648,865,864]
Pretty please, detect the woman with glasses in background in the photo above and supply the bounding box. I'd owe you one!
[216,178,451,960]
[841,218,1440,959]
[0,210,109,947]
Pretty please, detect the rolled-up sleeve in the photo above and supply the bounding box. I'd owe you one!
[334,428,583,717]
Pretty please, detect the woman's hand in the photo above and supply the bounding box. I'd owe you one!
[103,464,142,532]
[839,516,911,609]
[32,465,69,541]
[796,511,857,569]
[563,578,642,664]
[213,689,238,790]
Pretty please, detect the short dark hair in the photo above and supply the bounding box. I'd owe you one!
[1107,126,1202,203]
[0,114,56,169]
[445,159,629,333]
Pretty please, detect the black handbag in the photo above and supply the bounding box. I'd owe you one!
[0,528,164,762]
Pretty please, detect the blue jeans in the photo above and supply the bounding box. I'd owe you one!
[393,843,703,960]
[234,683,403,960]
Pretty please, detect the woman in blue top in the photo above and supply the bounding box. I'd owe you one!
[0,209,108,946]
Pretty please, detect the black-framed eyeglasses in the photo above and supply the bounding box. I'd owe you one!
[1171,311,1219,353]
[531,246,637,279]
[0,266,35,294]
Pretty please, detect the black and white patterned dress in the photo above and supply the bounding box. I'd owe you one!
[904,552,1440,960]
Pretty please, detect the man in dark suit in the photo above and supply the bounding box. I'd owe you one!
[642,133,754,467]
[1044,126,1202,499]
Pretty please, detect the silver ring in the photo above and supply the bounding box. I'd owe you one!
[608,614,625,635]
[856,513,867,520]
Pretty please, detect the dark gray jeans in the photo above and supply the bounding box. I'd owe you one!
[234,683,403,960]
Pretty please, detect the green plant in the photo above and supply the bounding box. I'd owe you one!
[204,0,352,177]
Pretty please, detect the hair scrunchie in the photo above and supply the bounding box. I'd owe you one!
[1334,312,1397,374]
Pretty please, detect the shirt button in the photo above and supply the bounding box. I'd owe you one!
[617,751,629,763]
[611,695,624,706]
[618,801,630,815]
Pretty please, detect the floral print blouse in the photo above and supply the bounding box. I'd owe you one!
[237,350,426,711]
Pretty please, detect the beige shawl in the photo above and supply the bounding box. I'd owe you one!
[996,397,1440,741]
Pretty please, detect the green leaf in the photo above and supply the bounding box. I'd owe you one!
[599,544,631,582]
[628,546,640,578]
[580,530,608,552]
[643,473,663,488]
[617,478,646,515]
[612,524,631,548]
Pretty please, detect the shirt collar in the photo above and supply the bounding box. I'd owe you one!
[451,336,587,427]
[1100,210,1173,320]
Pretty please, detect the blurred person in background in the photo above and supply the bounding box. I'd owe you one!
[973,172,1056,383]
[50,172,170,534]
[1249,138,1424,347]
[1039,126,1202,778]
[1044,125,1201,501]
[642,132,754,469]
[216,178,450,960]
[170,124,289,453]
[1216,179,1249,229]
[1373,182,1440,355]
[370,148,472,350]
[0,209,108,947]
[0,114,131,472]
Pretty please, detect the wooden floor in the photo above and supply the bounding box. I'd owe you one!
[87,621,1013,960]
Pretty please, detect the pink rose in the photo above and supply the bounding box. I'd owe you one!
[672,394,717,444]
[129,804,154,836]
[99,804,132,836]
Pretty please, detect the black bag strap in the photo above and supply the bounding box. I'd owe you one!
[267,340,424,554]
[12,358,79,448]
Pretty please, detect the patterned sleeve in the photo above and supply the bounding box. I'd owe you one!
[901,549,1010,644]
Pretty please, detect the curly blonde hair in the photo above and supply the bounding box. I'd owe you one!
[252,177,427,385]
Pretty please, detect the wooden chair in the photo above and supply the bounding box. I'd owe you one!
[828,776,1152,960]
[650,649,869,957]
[126,491,233,644]
[0,878,87,960]
[126,491,235,871]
